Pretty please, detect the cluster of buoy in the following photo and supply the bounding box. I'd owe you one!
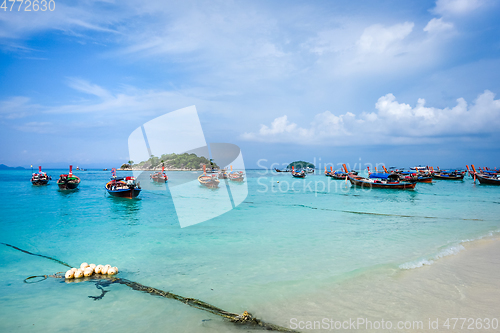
[65,262,118,279]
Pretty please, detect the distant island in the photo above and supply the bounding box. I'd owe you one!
[119,153,219,171]
[286,161,315,170]
[0,164,26,170]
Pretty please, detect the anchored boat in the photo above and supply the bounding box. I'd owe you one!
[31,166,51,186]
[218,169,229,179]
[198,165,220,188]
[291,166,306,178]
[57,165,81,190]
[105,168,141,198]
[368,166,432,183]
[345,164,416,189]
[470,165,500,185]
[228,166,244,182]
[432,169,465,180]
[151,166,168,183]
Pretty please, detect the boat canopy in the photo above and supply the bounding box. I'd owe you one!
[369,173,390,179]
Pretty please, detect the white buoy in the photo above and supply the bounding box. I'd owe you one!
[84,267,94,277]
[65,270,75,279]
[94,266,102,274]
[70,268,78,273]
[80,262,89,270]
[74,269,84,278]
[89,264,96,270]
[101,265,109,274]
[107,267,117,275]
[112,267,119,273]
[104,264,111,270]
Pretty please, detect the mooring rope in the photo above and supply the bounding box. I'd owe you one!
[0,242,72,268]
[2,242,298,332]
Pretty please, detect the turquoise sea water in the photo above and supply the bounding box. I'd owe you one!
[0,169,499,332]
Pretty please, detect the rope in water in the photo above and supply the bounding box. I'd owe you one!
[0,242,73,268]
[2,242,298,332]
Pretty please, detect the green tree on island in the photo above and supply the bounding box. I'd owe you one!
[287,161,315,170]
[127,153,218,170]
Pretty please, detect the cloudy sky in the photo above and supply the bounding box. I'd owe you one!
[1,0,499,169]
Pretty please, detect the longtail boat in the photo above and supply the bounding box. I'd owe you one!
[218,169,229,179]
[198,165,220,188]
[57,165,80,190]
[471,165,500,185]
[330,171,347,179]
[378,167,433,183]
[410,166,431,173]
[432,169,465,180]
[228,165,244,182]
[330,167,357,179]
[291,166,306,178]
[151,166,168,183]
[475,173,500,185]
[105,168,141,198]
[344,164,416,190]
[399,172,433,183]
[31,166,51,185]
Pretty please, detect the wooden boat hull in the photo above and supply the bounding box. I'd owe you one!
[198,175,220,188]
[349,176,416,189]
[32,179,49,186]
[199,181,219,188]
[106,187,141,198]
[433,174,464,180]
[399,176,433,183]
[476,174,500,185]
[330,173,347,179]
[57,173,80,190]
[57,181,80,190]
[151,175,167,183]
[292,173,306,178]
[415,177,433,183]
[227,171,244,182]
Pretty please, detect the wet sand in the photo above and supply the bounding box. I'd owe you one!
[262,237,500,332]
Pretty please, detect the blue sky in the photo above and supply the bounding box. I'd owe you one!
[1,0,500,169]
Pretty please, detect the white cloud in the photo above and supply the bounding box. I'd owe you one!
[14,122,54,134]
[357,22,414,54]
[424,18,454,33]
[241,90,500,145]
[0,3,120,40]
[0,96,40,119]
[258,116,297,135]
[433,0,486,15]
[66,78,113,99]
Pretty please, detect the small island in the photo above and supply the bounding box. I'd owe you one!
[119,153,219,171]
[286,161,315,170]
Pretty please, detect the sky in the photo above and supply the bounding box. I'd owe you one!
[1,0,500,169]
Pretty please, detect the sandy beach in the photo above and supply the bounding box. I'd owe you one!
[264,236,500,332]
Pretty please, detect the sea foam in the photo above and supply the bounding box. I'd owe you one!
[399,244,465,270]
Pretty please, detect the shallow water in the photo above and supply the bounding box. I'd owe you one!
[0,169,499,332]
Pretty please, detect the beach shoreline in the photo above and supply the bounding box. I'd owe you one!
[272,235,500,332]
